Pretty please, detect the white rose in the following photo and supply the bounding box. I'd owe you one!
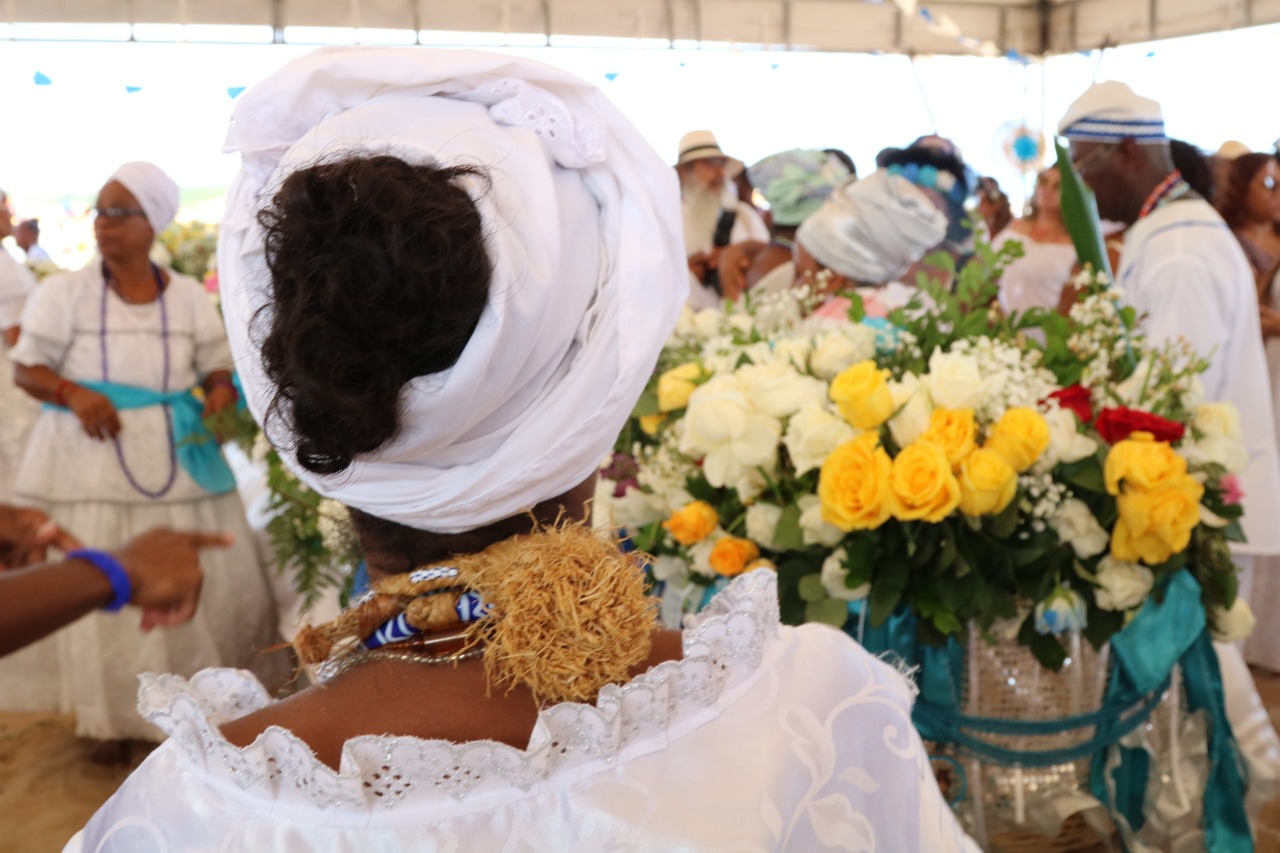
[799,494,847,547]
[1035,406,1099,473]
[1113,358,1153,407]
[887,373,934,448]
[1211,596,1256,642]
[608,486,666,529]
[674,306,696,338]
[821,547,869,601]
[687,536,720,578]
[810,331,871,381]
[1182,402,1249,472]
[740,341,778,367]
[691,308,724,340]
[1093,556,1154,611]
[732,465,772,503]
[727,313,754,337]
[784,404,857,476]
[651,555,691,583]
[923,349,1001,411]
[679,376,781,491]
[771,336,813,372]
[737,363,828,418]
[1049,498,1109,558]
[745,502,783,549]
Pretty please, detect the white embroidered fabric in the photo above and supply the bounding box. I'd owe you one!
[67,570,978,851]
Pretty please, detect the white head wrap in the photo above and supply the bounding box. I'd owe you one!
[1057,80,1166,144]
[106,161,180,234]
[219,47,686,533]
[796,170,947,285]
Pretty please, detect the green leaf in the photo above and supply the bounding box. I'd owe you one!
[632,382,661,417]
[1059,456,1107,494]
[1083,606,1124,650]
[1055,139,1112,280]
[986,499,1020,539]
[806,597,852,627]
[845,291,866,323]
[868,571,908,627]
[773,503,807,551]
[798,573,828,602]
[1028,631,1068,671]
[1223,518,1247,543]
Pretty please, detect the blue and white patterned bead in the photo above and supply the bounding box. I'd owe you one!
[409,566,459,585]
[366,613,419,650]
[456,592,493,623]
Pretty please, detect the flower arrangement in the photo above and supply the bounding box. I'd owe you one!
[155,220,218,288]
[599,245,1249,670]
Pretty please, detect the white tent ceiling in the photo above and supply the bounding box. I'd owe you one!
[3,0,1277,55]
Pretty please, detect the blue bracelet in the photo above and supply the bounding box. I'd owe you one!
[67,549,132,612]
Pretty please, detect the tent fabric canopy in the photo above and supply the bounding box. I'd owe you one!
[3,0,1277,55]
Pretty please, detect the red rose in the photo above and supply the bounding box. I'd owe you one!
[1047,385,1094,424]
[1094,407,1186,444]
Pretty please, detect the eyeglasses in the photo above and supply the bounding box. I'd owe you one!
[1070,144,1116,174]
[1263,175,1278,192]
[93,207,146,220]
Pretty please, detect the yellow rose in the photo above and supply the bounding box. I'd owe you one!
[957,447,1018,516]
[918,407,977,467]
[829,361,894,430]
[657,362,703,412]
[1112,475,1205,565]
[818,432,895,531]
[663,501,719,546]
[709,536,761,577]
[985,407,1051,473]
[890,441,962,522]
[639,413,667,435]
[1104,431,1188,496]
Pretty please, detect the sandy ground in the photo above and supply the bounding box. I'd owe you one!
[6,674,1280,852]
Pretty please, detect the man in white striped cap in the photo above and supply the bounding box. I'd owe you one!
[1062,80,1280,802]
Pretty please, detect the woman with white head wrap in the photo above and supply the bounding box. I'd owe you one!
[69,47,976,853]
[794,170,948,318]
[3,161,283,754]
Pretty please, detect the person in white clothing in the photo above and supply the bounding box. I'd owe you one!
[5,162,283,758]
[677,129,769,308]
[67,48,977,852]
[15,219,51,266]
[0,194,39,503]
[1061,80,1280,804]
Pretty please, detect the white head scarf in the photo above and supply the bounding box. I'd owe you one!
[1057,80,1166,144]
[219,47,686,533]
[796,170,948,285]
[106,161,180,234]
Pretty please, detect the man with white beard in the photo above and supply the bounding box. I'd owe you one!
[676,130,768,308]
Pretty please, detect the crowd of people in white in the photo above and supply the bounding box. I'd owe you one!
[0,45,1277,850]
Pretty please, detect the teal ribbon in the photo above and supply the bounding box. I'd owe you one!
[49,380,235,494]
[1090,570,1251,852]
[847,569,1251,851]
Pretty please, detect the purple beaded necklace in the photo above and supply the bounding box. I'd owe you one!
[99,261,178,499]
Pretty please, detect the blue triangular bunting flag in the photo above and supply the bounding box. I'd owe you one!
[33,71,51,85]
[227,86,246,99]
[126,86,142,94]
[604,72,619,82]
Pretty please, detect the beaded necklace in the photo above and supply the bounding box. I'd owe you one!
[1137,170,1192,220]
[99,261,178,499]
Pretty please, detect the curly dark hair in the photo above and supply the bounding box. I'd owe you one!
[256,155,492,476]
[1169,139,1214,202]
[1217,152,1278,232]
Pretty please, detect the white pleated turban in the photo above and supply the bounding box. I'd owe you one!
[218,47,687,533]
[107,161,180,234]
[796,170,948,285]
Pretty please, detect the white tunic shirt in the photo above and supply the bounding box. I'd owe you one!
[66,571,978,853]
[9,263,233,504]
[0,247,35,329]
[1118,198,1280,555]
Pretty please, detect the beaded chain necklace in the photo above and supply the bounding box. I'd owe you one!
[99,261,178,499]
[1137,170,1192,221]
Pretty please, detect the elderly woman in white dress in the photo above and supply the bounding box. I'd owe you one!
[67,48,977,851]
[9,163,280,758]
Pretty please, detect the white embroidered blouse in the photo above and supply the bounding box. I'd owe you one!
[66,570,978,852]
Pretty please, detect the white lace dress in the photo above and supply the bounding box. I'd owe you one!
[0,264,284,738]
[66,571,978,852]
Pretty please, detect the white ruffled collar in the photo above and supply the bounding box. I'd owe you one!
[137,569,778,812]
